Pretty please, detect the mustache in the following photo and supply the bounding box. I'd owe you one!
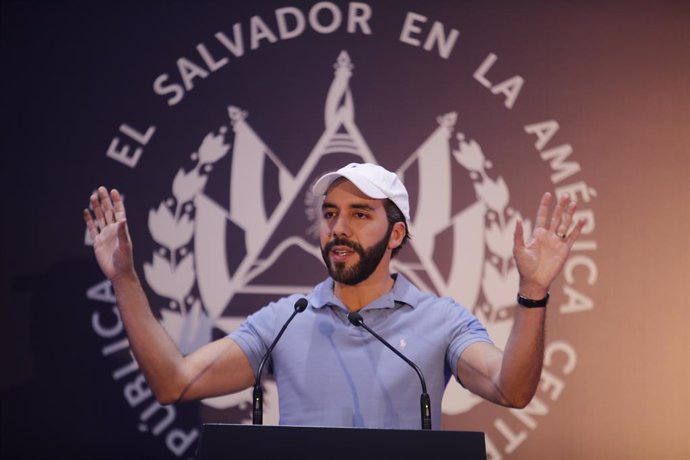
[323,237,364,255]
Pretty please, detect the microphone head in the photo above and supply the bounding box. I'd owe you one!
[347,311,364,327]
[294,298,308,313]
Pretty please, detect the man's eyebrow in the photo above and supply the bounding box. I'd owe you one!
[321,202,376,211]
[349,203,375,211]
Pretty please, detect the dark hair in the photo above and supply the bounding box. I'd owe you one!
[383,199,411,258]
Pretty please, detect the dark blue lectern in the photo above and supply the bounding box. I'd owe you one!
[197,423,486,460]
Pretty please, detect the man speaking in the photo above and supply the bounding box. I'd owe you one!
[83,162,583,429]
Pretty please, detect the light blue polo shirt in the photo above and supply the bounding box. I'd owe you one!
[229,274,492,429]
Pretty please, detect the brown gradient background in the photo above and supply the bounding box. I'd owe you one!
[1,1,689,459]
[443,3,690,459]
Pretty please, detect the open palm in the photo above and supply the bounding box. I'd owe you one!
[84,187,135,281]
[513,193,584,295]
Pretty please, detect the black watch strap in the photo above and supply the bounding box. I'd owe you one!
[517,292,549,308]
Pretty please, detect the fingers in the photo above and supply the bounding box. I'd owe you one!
[548,194,570,232]
[117,219,130,246]
[111,189,126,221]
[513,218,525,251]
[565,218,586,246]
[534,192,552,229]
[549,193,581,242]
[534,192,581,243]
[83,208,98,241]
[99,186,116,225]
[556,201,576,237]
[85,186,123,234]
[90,191,106,230]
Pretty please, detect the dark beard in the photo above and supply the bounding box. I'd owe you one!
[321,225,393,286]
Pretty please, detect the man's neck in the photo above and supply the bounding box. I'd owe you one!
[333,270,395,311]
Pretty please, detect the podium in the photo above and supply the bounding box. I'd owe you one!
[197,423,486,460]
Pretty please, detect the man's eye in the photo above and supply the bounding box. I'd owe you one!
[323,211,336,219]
[354,212,368,219]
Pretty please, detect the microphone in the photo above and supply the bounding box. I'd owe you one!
[347,311,432,430]
[252,298,308,425]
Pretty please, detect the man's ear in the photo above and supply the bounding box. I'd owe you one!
[388,221,406,250]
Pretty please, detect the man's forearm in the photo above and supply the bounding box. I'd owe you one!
[496,306,546,408]
[111,271,188,404]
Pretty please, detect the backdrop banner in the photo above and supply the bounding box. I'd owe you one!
[2,1,689,459]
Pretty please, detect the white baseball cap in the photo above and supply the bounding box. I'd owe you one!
[312,163,411,222]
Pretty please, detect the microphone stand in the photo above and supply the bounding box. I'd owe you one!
[348,311,432,430]
[252,298,308,425]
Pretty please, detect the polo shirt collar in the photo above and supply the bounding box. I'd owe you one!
[308,273,423,311]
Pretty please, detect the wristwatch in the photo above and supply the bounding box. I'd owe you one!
[516,292,549,308]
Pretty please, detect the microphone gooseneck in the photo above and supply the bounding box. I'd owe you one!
[252,298,308,425]
[347,310,432,430]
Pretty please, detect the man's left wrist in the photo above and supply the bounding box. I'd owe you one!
[518,281,548,300]
[517,292,550,308]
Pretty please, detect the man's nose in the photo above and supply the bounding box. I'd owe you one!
[331,215,351,237]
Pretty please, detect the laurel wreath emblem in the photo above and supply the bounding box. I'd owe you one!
[454,132,532,329]
[143,127,230,355]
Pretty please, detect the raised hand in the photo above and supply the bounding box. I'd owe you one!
[83,187,135,281]
[513,192,585,298]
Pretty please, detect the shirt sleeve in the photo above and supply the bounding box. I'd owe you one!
[226,294,302,374]
[227,303,277,374]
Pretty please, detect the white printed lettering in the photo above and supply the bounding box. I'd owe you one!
[540,144,581,183]
[86,279,115,303]
[140,402,175,435]
[106,137,143,168]
[309,2,342,34]
[153,73,184,107]
[249,15,278,50]
[214,24,245,58]
[484,434,503,460]
[124,374,152,407]
[564,254,598,285]
[494,418,527,454]
[400,12,458,58]
[423,21,459,59]
[166,427,200,457]
[474,53,523,108]
[399,12,426,47]
[347,2,372,34]
[196,43,228,72]
[119,123,155,146]
[539,368,566,400]
[555,180,598,203]
[177,57,209,91]
[510,396,548,430]
[560,285,594,314]
[92,306,122,339]
[276,6,306,40]
[544,341,577,374]
[524,120,559,150]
